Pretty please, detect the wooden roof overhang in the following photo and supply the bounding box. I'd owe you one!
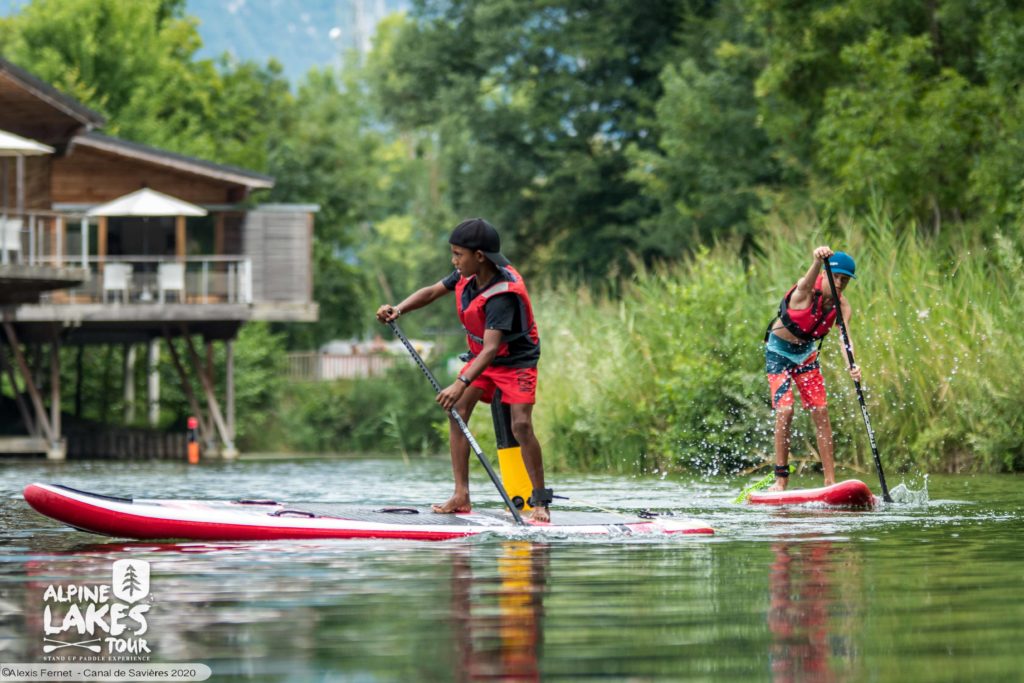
[52,133,275,206]
[0,58,105,148]
[74,133,274,189]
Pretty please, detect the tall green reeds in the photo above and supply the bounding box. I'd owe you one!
[532,215,1024,474]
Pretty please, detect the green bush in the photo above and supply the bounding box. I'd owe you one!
[276,364,448,456]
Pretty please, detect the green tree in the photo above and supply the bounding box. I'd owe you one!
[371,0,689,277]
[269,63,453,345]
[628,1,780,255]
[814,31,982,231]
[0,0,290,170]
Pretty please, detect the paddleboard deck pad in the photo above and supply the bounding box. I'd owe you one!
[24,483,714,541]
[746,479,875,508]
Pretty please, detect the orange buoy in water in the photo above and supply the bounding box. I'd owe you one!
[187,416,200,464]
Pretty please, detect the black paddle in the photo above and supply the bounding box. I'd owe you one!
[386,319,526,525]
[822,260,893,502]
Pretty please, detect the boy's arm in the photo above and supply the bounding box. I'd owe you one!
[437,329,502,410]
[790,246,834,307]
[376,282,450,323]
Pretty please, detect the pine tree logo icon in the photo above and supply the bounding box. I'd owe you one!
[112,560,150,604]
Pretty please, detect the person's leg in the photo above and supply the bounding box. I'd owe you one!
[509,402,548,522]
[769,404,794,491]
[433,386,484,513]
[767,370,795,492]
[794,364,834,486]
[809,407,836,486]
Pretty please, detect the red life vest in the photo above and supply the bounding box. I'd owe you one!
[455,266,539,359]
[777,275,839,342]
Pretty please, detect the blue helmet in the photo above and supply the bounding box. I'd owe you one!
[828,252,856,279]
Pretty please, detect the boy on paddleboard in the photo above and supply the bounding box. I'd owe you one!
[764,246,862,491]
[376,219,551,522]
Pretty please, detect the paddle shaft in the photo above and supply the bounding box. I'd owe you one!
[387,320,526,524]
[822,261,892,502]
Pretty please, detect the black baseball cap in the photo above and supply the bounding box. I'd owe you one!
[448,218,511,267]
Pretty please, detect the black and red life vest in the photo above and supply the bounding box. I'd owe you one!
[455,266,540,359]
[774,275,839,342]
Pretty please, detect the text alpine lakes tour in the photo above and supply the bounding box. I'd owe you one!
[42,582,151,656]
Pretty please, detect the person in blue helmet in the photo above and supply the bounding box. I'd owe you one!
[763,246,862,491]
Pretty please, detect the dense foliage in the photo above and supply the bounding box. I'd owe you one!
[3,0,1023,469]
[533,218,1024,474]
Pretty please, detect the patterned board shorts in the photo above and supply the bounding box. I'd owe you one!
[766,349,827,410]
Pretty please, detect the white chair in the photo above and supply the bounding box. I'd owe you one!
[158,262,185,303]
[1,218,23,263]
[103,263,132,303]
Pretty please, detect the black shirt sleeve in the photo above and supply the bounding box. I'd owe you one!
[484,293,517,332]
[441,270,460,291]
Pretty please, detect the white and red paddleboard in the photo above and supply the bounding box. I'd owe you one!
[23,483,714,541]
[746,479,875,508]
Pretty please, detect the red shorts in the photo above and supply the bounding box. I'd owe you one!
[462,364,537,404]
[767,354,827,410]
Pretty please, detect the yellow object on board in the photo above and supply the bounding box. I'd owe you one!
[498,446,532,511]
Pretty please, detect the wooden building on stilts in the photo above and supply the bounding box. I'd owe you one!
[0,57,317,460]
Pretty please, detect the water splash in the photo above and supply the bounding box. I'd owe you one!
[888,474,929,505]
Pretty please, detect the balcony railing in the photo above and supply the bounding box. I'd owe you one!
[2,210,252,305]
[1,209,76,267]
[39,256,252,305]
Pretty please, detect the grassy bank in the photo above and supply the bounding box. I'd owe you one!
[531,215,1024,474]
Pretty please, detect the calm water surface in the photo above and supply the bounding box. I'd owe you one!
[1,456,1021,682]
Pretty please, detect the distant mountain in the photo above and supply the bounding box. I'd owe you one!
[0,0,408,86]
[188,0,408,83]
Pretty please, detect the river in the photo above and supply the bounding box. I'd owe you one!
[1,456,1021,682]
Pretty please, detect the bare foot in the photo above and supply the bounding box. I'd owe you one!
[529,506,550,524]
[431,493,471,514]
[823,478,836,487]
[766,478,788,492]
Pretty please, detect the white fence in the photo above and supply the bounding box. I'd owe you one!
[287,353,398,381]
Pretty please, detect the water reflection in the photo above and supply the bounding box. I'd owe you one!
[767,540,859,683]
[8,538,556,679]
[452,542,548,682]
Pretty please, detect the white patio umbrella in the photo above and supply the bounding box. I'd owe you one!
[0,129,55,157]
[86,188,208,217]
[85,188,207,266]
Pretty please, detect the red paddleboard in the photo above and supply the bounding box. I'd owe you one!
[23,483,714,541]
[746,479,875,508]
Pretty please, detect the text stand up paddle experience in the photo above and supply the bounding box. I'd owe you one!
[387,319,526,525]
[822,261,892,503]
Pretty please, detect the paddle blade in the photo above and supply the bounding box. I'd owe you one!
[734,466,792,503]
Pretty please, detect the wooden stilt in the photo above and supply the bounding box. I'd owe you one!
[162,328,211,445]
[147,338,160,427]
[49,333,65,460]
[225,339,235,443]
[0,342,35,435]
[123,343,137,423]
[74,345,84,419]
[2,322,54,442]
[182,330,234,456]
